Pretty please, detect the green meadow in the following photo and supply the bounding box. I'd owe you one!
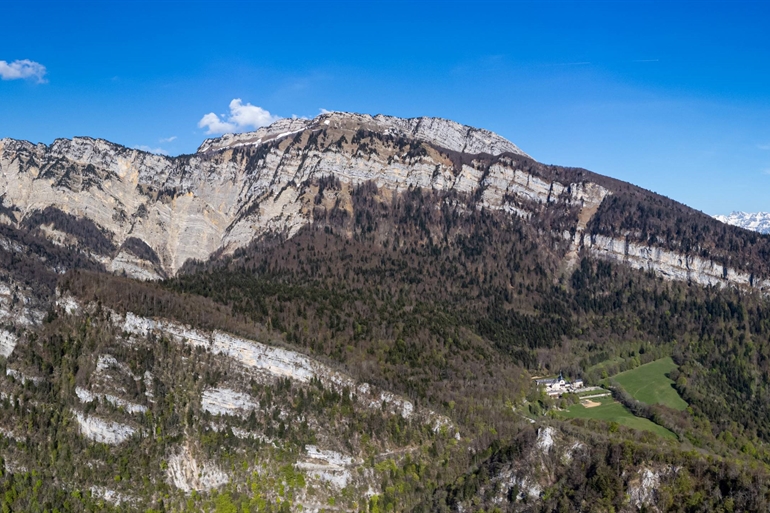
[613,357,688,411]
[560,396,676,439]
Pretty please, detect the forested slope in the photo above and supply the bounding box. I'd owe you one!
[3,114,770,510]
[153,181,770,510]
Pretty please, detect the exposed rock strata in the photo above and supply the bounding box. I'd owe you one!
[166,444,229,493]
[586,234,770,290]
[75,386,148,414]
[1,112,767,292]
[0,330,18,358]
[115,311,429,422]
[73,410,136,445]
[201,387,258,418]
[197,113,530,157]
[296,445,361,489]
[0,114,589,278]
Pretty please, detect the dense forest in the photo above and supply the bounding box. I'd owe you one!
[3,134,770,510]
[105,181,770,510]
[161,182,770,449]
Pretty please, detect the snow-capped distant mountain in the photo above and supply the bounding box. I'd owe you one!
[714,212,770,234]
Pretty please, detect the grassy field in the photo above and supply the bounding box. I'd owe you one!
[560,396,676,439]
[612,357,688,411]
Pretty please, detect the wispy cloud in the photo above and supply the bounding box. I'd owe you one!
[319,108,334,114]
[758,143,770,150]
[198,99,280,135]
[0,59,47,83]
[135,145,169,156]
[762,168,770,175]
[633,59,660,63]
[159,136,177,143]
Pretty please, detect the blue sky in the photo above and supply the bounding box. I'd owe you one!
[1,0,769,215]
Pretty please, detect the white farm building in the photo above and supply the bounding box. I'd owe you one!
[535,373,584,396]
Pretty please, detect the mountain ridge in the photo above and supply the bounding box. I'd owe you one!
[715,210,770,234]
[1,111,770,291]
[196,112,531,157]
[3,112,770,511]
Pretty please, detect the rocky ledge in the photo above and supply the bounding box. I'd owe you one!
[0,112,767,294]
[197,111,530,157]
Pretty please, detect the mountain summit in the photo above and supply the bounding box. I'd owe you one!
[198,112,531,157]
[1,111,768,289]
[715,211,770,234]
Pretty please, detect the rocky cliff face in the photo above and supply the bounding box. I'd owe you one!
[585,234,767,288]
[0,111,767,291]
[0,112,557,281]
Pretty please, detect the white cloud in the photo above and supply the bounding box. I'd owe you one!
[198,99,280,135]
[198,113,236,134]
[159,136,177,143]
[319,108,334,114]
[0,59,47,83]
[758,143,770,150]
[228,99,278,128]
[135,145,169,156]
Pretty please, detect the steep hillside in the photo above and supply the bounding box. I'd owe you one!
[715,211,770,234]
[160,180,770,510]
[164,180,770,444]
[2,113,770,511]
[420,425,770,512]
[1,285,464,511]
[2,112,770,290]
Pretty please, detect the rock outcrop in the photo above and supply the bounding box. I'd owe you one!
[1,111,768,291]
[586,234,770,289]
[0,112,551,280]
[0,113,529,279]
[197,112,530,157]
[73,411,137,445]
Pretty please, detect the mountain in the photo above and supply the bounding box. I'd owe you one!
[3,111,770,288]
[0,112,528,280]
[715,211,770,234]
[2,113,770,511]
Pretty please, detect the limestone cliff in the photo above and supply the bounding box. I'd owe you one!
[0,111,767,292]
[0,112,556,280]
